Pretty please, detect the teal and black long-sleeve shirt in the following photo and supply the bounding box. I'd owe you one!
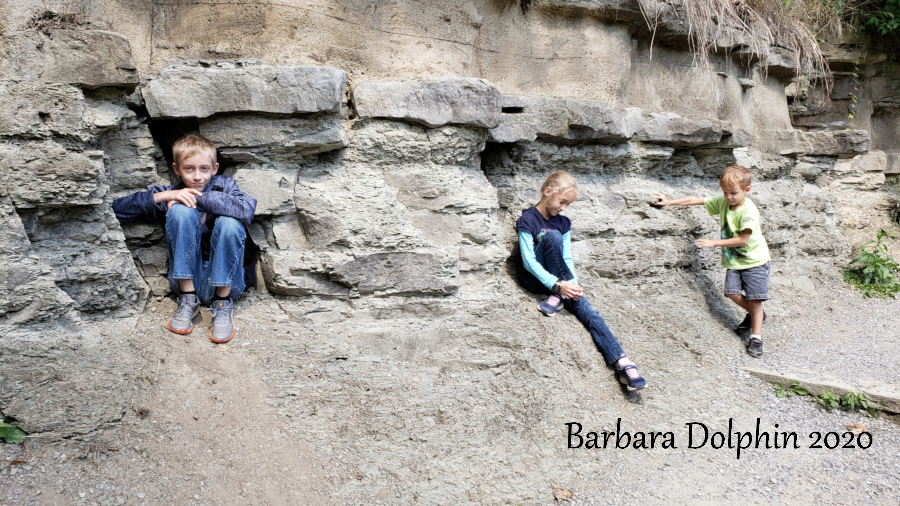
[515,206,578,289]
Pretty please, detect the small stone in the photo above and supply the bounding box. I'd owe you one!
[137,492,146,499]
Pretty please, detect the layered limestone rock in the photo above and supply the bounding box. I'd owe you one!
[2,30,138,88]
[353,78,502,128]
[143,62,346,119]
[0,25,150,439]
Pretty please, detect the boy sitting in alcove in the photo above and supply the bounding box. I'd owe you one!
[112,134,257,343]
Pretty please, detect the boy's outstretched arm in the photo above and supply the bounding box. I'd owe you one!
[652,192,705,207]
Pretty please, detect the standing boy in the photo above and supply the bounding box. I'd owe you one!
[653,165,771,357]
[112,134,257,343]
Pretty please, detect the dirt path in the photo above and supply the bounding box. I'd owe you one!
[2,272,899,505]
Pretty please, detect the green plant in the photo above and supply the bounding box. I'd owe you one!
[773,380,810,398]
[815,391,841,409]
[891,178,900,225]
[840,391,868,410]
[847,49,863,127]
[0,422,26,444]
[861,0,900,36]
[842,228,900,298]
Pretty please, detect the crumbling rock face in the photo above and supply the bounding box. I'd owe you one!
[0,29,151,439]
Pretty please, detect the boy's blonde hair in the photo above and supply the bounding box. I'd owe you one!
[539,171,578,202]
[719,165,751,189]
[172,133,217,166]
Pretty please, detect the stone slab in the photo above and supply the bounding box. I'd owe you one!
[353,78,501,129]
[144,63,346,119]
[746,367,900,414]
[776,129,869,156]
[231,167,296,215]
[0,82,86,139]
[3,31,138,89]
[331,252,459,296]
[0,141,106,208]
[200,115,349,156]
[489,96,730,146]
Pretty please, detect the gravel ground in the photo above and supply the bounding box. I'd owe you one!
[1,267,898,505]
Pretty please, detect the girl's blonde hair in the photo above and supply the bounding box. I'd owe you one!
[539,171,578,202]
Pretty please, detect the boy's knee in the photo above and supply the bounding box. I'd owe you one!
[166,204,198,224]
[214,217,246,240]
[725,293,743,302]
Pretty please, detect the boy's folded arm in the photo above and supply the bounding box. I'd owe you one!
[111,185,170,221]
[561,231,578,285]
[518,231,559,290]
[195,188,257,225]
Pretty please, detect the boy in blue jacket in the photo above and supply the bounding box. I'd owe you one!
[112,134,257,343]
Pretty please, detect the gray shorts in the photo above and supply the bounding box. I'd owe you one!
[724,261,771,301]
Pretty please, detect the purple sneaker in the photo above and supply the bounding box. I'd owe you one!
[616,365,647,390]
[539,294,565,316]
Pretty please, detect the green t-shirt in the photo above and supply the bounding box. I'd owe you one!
[704,196,770,270]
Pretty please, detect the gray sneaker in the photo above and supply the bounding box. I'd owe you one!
[209,299,237,343]
[167,293,201,334]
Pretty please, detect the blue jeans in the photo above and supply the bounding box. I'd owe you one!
[519,230,626,365]
[166,204,246,305]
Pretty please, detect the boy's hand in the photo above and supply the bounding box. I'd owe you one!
[559,281,584,300]
[651,192,669,207]
[162,188,203,209]
[695,238,718,248]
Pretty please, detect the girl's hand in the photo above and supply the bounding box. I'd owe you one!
[165,188,203,209]
[652,192,669,206]
[695,238,718,248]
[559,281,584,300]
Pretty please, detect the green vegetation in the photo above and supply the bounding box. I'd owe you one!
[841,391,869,410]
[773,380,810,398]
[0,422,26,444]
[772,383,880,416]
[891,178,900,225]
[814,390,842,408]
[856,0,900,36]
[842,228,900,298]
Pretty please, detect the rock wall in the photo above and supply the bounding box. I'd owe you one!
[0,0,897,440]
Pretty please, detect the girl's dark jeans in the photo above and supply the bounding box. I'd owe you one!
[519,230,626,365]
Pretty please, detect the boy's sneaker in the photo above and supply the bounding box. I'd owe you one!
[539,295,565,316]
[736,311,768,332]
[747,337,764,358]
[209,299,237,344]
[167,293,201,334]
[616,365,647,390]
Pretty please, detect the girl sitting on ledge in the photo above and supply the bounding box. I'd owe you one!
[516,172,646,390]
